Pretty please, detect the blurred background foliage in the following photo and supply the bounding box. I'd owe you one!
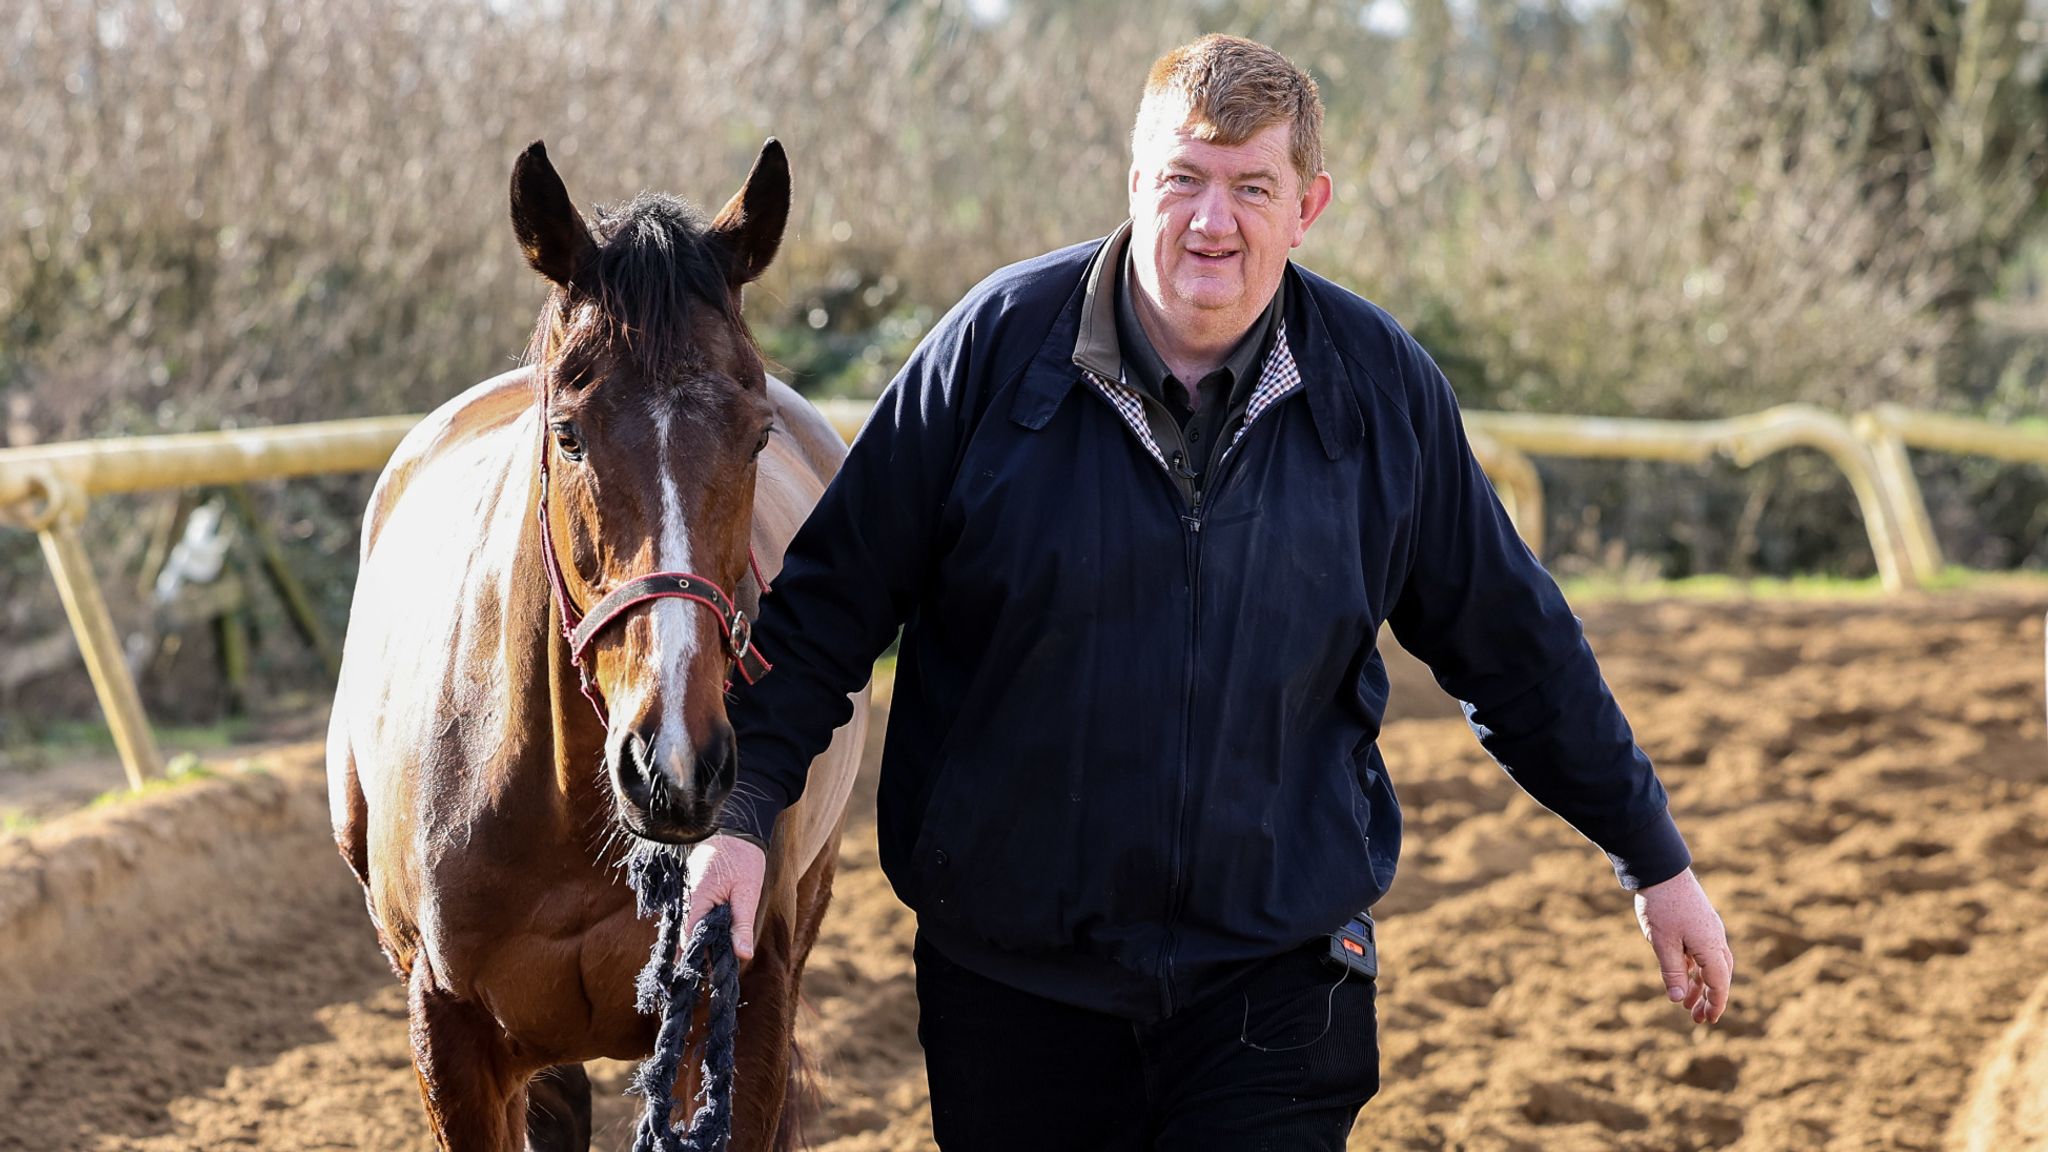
[2,0,2046,724]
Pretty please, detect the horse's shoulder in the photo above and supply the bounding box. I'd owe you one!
[363,367,536,555]
[764,375,846,485]
[341,366,538,777]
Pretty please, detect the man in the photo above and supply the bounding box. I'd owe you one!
[692,34,1734,1149]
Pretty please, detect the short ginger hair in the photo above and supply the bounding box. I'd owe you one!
[1132,35,1325,191]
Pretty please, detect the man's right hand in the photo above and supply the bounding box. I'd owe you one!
[682,833,767,961]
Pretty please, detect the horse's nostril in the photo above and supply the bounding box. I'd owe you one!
[623,729,671,804]
[714,743,737,794]
[698,724,737,796]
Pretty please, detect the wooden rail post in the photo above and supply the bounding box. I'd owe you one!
[0,415,418,791]
[1467,405,1918,593]
[1717,407,1917,594]
[2,398,1991,799]
[20,476,164,788]
[1851,410,1944,585]
[1854,404,2048,586]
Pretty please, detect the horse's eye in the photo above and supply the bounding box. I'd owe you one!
[752,425,772,458]
[552,421,586,462]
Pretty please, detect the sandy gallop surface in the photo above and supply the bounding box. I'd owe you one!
[2,594,2043,1151]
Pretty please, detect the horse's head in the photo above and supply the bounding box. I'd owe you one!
[511,139,789,844]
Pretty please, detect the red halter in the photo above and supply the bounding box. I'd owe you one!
[534,393,772,722]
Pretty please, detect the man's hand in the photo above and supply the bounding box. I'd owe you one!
[682,834,767,962]
[1634,867,1733,1025]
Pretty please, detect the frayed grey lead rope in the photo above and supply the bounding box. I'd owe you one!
[628,849,740,1152]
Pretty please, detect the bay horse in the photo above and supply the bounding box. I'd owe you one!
[326,139,867,1151]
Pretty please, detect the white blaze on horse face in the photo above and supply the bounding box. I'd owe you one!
[647,410,701,777]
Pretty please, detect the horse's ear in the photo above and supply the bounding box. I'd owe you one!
[711,138,790,287]
[510,141,593,287]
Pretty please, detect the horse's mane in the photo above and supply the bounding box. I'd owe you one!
[523,192,752,386]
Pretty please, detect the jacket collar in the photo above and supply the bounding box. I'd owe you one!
[1012,239,1362,461]
[1070,222,1131,382]
[1007,243,1099,431]
[1281,262,1366,461]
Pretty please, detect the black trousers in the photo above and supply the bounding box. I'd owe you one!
[914,934,1379,1151]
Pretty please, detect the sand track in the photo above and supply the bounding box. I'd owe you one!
[1,595,2043,1151]
[1950,968,2048,1152]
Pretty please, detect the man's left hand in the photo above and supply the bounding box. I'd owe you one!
[1634,868,1733,1025]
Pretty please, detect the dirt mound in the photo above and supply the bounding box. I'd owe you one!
[0,755,353,1033]
[0,594,2042,1151]
[0,755,402,1151]
[1950,971,2048,1152]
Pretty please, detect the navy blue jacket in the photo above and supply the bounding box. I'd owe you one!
[725,238,1689,1021]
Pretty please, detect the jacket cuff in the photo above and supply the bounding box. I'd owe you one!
[716,772,793,844]
[1602,807,1692,891]
[716,829,771,853]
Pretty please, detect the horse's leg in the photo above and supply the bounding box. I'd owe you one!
[725,901,800,1152]
[409,966,527,1151]
[789,833,841,970]
[773,836,841,1150]
[729,836,841,1152]
[523,1064,592,1152]
[330,737,413,979]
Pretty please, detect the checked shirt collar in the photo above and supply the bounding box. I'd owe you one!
[1081,320,1304,472]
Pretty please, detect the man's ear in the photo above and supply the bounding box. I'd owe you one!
[509,141,594,287]
[1293,170,1334,247]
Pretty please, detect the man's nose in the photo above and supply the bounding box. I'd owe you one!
[1188,185,1238,237]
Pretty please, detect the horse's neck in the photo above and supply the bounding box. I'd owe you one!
[507,469,618,831]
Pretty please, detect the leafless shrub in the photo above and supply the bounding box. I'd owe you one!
[1,0,2043,720]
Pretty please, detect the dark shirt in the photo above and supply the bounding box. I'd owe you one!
[1072,223,1281,497]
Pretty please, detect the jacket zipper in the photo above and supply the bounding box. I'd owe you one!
[1159,477,1202,1013]
[1102,377,1290,1016]
[1159,419,1276,1013]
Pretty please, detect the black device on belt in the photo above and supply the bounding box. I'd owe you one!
[1325,911,1378,980]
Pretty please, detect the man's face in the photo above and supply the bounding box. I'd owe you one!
[1127,116,1332,341]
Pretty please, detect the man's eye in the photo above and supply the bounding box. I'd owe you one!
[1167,174,1198,188]
[1241,186,1270,200]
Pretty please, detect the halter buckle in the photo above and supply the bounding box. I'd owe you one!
[729,612,753,661]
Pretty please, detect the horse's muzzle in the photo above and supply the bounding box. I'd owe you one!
[610,721,736,844]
